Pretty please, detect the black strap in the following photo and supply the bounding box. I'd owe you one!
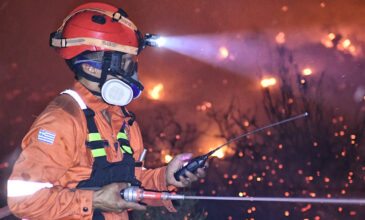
[83,108,98,133]
[121,106,136,126]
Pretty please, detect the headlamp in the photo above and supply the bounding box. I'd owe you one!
[144,33,166,48]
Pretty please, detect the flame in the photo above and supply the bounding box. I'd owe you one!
[302,68,312,76]
[261,77,277,88]
[212,148,225,158]
[148,83,164,100]
[219,46,229,58]
[336,38,357,56]
[321,33,335,48]
[164,154,173,163]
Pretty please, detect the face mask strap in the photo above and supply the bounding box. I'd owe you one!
[100,52,112,89]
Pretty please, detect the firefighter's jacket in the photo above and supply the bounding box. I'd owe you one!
[7,81,176,219]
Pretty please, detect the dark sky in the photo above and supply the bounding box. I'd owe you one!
[1,0,364,155]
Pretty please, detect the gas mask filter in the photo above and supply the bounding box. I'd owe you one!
[101,79,141,106]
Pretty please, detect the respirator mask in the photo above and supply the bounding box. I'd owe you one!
[74,51,144,106]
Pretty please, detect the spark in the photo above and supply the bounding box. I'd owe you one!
[275,32,286,44]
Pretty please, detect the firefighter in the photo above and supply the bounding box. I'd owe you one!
[7,2,206,219]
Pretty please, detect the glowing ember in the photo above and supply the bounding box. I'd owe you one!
[302,68,312,76]
[148,83,164,100]
[164,154,173,163]
[261,77,277,88]
[219,46,229,58]
[275,32,286,44]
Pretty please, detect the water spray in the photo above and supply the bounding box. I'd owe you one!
[121,186,365,205]
[174,112,309,181]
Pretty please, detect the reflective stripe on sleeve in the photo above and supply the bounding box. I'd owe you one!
[60,90,87,110]
[7,180,53,197]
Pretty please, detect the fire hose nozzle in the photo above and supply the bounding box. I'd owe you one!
[120,186,185,202]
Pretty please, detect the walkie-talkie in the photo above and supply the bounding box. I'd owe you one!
[173,112,308,181]
[174,146,222,181]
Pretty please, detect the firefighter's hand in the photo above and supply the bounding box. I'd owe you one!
[165,153,208,188]
[92,182,146,213]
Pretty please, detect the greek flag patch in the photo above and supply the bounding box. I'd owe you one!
[37,129,56,145]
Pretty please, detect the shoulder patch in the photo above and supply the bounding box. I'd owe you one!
[37,129,56,145]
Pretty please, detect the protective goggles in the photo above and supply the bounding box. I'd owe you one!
[75,52,138,77]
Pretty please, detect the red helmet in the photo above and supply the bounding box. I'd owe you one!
[50,2,143,59]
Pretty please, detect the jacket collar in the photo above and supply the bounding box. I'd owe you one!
[72,81,123,115]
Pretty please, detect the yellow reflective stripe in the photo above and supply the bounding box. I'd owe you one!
[91,148,106,157]
[117,132,128,140]
[120,146,125,154]
[89,133,102,141]
[121,145,133,154]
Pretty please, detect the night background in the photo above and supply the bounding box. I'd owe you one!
[0,0,365,219]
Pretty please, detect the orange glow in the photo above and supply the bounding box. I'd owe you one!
[284,211,290,216]
[148,83,163,100]
[219,46,229,58]
[275,32,286,44]
[261,77,277,88]
[164,154,173,163]
[302,68,312,76]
